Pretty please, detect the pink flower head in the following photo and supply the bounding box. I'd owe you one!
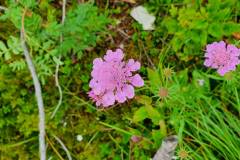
[204,41,240,76]
[88,49,144,107]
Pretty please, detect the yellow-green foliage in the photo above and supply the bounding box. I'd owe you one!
[0,0,240,159]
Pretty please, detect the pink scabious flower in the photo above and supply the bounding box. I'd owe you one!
[204,41,240,76]
[88,49,144,107]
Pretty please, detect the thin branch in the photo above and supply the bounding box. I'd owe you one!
[53,135,72,160]
[139,39,156,69]
[46,135,64,160]
[21,9,46,160]
[51,0,66,119]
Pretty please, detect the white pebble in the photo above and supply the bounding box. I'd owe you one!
[76,135,83,142]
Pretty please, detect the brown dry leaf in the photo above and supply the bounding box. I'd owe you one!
[233,32,240,40]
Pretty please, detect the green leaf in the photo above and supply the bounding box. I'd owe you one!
[0,41,7,51]
[169,5,178,17]
[145,104,161,125]
[20,0,37,8]
[171,37,183,52]
[133,107,148,122]
[9,59,26,71]
[7,36,22,55]
[25,13,42,32]
[152,129,163,147]
[200,31,207,46]
[223,22,240,36]
[60,3,109,56]
[147,68,161,92]
[190,19,208,30]
[137,95,152,105]
[0,41,8,56]
[163,18,178,34]
[177,69,189,85]
[208,22,223,38]
[207,0,220,13]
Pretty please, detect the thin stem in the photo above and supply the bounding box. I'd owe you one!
[21,9,46,160]
[53,135,72,160]
[0,137,37,149]
[51,0,66,119]
[46,135,64,160]
[85,132,99,149]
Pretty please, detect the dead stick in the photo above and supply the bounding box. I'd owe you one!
[21,9,46,160]
[51,0,66,119]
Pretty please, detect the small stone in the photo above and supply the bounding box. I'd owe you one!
[76,135,83,142]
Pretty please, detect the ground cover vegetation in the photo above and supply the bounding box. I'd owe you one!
[0,0,240,159]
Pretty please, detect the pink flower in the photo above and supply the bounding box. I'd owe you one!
[204,41,240,76]
[88,49,144,107]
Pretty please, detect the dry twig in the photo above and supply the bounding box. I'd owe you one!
[51,0,66,119]
[53,135,72,160]
[21,9,46,160]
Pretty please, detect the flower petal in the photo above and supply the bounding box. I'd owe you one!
[130,74,144,87]
[89,79,97,88]
[115,90,127,103]
[104,49,124,62]
[93,58,103,68]
[204,59,211,67]
[123,85,135,99]
[217,67,227,76]
[102,91,115,107]
[127,59,141,71]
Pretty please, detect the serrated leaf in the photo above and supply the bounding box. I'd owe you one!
[0,41,7,53]
[20,0,37,8]
[7,36,22,55]
[9,59,26,71]
[60,3,109,56]
[4,51,11,60]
